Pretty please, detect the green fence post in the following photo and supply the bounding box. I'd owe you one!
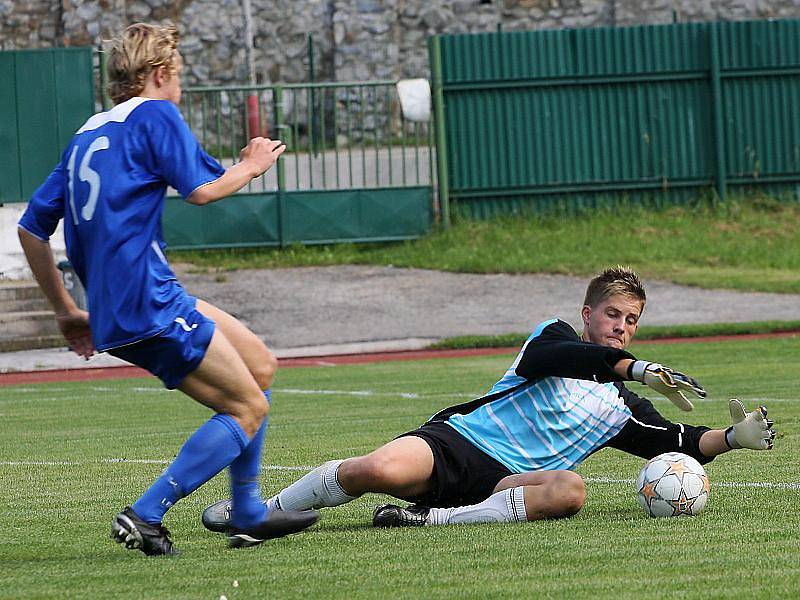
[429,35,451,228]
[709,22,727,202]
[275,84,286,247]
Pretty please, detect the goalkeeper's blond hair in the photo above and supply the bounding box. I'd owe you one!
[583,266,646,309]
[106,22,180,105]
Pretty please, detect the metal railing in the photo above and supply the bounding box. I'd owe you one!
[179,80,436,195]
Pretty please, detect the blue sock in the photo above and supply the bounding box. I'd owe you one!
[132,413,249,525]
[229,390,271,528]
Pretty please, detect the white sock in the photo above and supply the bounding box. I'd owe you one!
[269,459,358,511]
[426,487,527,526]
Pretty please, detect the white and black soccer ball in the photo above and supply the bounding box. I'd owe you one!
[636,452,710,517]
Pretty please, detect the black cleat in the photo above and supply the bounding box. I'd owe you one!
[111,507,177,556]
[372,504,430,528]
[201,498,233,533]
[226,509,320,548]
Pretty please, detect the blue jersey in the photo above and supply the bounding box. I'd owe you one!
[18,98,224,351]
[434,319,637,473]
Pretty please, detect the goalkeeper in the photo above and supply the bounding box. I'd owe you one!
[203,266,776,530]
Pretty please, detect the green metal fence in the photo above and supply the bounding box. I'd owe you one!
[0,47,95,204]
[0,50,434,246]
[430,19,800,219]
[164,80,435,248]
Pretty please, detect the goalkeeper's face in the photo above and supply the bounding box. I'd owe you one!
[581,293,644,349]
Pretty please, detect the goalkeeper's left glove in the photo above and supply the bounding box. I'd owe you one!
[629,361,706,412]
[725,399,776,450]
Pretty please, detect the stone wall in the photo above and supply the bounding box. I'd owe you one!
[3,0,800,87]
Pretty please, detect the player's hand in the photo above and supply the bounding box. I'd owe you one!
[56,309,95,360]
[726,399,775,450]
[629,361,705,411]
[239,137,286,177]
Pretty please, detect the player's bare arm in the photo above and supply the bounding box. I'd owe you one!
[187,137,286,205]
[18,228,95,359]
[135,50,287,207]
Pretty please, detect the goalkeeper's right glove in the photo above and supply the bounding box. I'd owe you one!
[725,399,776,450]
[628,361,706,412]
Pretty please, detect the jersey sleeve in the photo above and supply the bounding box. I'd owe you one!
[18,161,67,241]
[600,383,714,464]
[514,319,635,383]
[144,102,225,199]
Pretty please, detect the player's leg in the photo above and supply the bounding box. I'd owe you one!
[177,328,319,546]
[201,423,442,533]
[200,436,433,531]
[490,470,585,520]
[195,299,276,389]
[375,471,585,527]
[273,436,435,510]
[114,324,316,553]
[201,435,437,532]
[195,299,276,527]
[125,328,267,529]
[113,324,267,554]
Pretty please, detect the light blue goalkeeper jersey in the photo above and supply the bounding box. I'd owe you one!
[442,319,634,473]
[18,98,224,351]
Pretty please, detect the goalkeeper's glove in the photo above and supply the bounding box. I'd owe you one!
[628,361,706,411]
[725,399,775,450]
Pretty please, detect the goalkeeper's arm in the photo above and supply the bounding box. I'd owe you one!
[696,400,776,456]
[614,358,706,411]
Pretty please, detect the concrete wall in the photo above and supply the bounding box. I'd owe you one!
[1,206,66,280]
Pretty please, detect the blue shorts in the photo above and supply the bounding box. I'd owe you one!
[109,306,216,389]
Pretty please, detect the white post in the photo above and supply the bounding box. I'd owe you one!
[242,0,256,86]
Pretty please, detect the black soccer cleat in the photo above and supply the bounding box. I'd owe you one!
[226,509,320,548]
[201,498,233,533]
[111,506,178,556]
[372,504,430,528]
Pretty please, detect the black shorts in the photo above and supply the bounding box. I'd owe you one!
[396,420,513,508]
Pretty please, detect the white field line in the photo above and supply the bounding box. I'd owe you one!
[585,476,800,491]
[0,459,313,471]
[1,460,797,491]
[276,388,423,399]
[2,386,475,401]
[4,386,794,406]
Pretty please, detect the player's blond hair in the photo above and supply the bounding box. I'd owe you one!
[583,266,646,308]
[106,22,180,105]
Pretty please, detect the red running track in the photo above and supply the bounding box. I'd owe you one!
[0,331,796,387]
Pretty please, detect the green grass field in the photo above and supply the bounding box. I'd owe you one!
[1,337,798,598]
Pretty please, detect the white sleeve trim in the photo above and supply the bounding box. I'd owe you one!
[185,176,223,201]
[17,224,50,243]
[151,240,168,265]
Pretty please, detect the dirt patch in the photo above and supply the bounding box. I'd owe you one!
[177,265,800,349]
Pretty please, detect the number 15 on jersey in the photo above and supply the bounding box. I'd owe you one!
[67,136,110,224]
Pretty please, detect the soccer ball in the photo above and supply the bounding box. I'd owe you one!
[636,452,710,517]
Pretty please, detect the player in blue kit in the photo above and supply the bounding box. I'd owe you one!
[202,266,775,531]
[17,22,318,555]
